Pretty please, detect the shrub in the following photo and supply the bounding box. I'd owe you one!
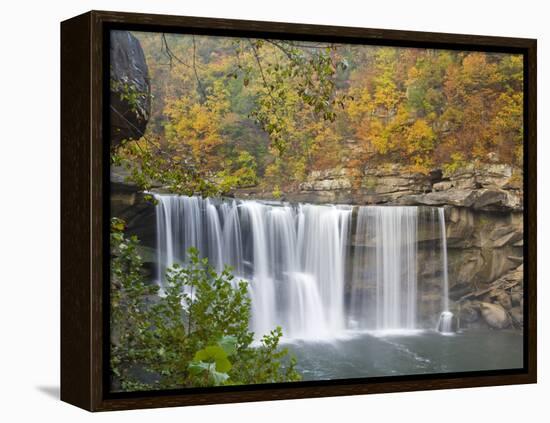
[110,218,300,391]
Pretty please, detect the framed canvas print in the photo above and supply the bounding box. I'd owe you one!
[60,10,536,411]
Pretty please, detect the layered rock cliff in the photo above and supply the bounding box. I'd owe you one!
[235,162,524,329]
[114,161,524,331]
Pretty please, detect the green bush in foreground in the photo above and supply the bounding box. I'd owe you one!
[110,218,300,391]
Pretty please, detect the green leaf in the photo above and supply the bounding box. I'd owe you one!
[188,360,212,375]
[210,369,230,385]
[188,360,230,385]
[216,356,232,373]
[193,345,232,373]
[194,345,226,362]
[219,335,238,356]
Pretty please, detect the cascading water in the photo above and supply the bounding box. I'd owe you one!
[153,194,451,340]
[154,194,351,340]
[436,207,454,334]
[350,207,418,332]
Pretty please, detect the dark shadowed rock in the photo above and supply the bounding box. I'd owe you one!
[111,167,156,247]
[110,31,150,147]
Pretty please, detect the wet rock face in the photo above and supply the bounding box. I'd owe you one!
[110,31,150,148]
[444,208,523,285]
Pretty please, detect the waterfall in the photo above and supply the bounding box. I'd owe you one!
[152,195,451,339]
[438,208,449,312]
[154,194,351,340]
[298,204,351,334]
[350,207,418,332]
[436,207,454,334]
[240,201,277,338]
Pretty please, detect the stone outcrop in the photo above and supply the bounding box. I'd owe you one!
[401,187,521,211]
[239,162,523,214]
[111,168,157,281]
[110,31,150,148]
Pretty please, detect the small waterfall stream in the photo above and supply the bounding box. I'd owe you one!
[437,207,454,334]
[153,194,452,339]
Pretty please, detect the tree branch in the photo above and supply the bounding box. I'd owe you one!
[192,35,207,102]
[247,40,279,106]
[161,34,207,101]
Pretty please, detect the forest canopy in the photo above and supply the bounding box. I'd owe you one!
[114,32,523,196]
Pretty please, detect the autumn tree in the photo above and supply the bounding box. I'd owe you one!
[113,33,523,195]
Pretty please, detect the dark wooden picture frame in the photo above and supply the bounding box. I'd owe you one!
[61,10,537,412]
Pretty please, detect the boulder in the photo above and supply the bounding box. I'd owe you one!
[509,307,524,326]
[479,302,511,329]
[445,207,476,247]
[110,31,150,148]
[496,291,512,310]
[458,302,480,324]
[502,265,524,283]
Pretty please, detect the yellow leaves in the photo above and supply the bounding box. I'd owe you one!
[343,47,524,173]
[346,87,372,123]
[309,124,342,171]
[163,90,228,172]
[407,66,420,80]
[488,90,523,163]
[462,52,498,89]
[368,119,390,155]
[493,92,523,131]
[405,119,435,154]
[133,34,525,195]
[501,55,524,83]
[373,80,399,113]
[462,52,487,77]
[406,161,432,175]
